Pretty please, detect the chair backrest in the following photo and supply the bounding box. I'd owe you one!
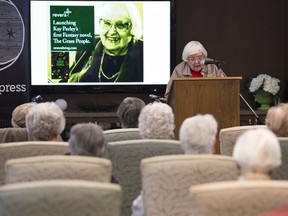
[272,137,288,180]
[5,155,112,184]
[105,139,184,216]
[0,180,122,216]
[141,154,239,216]
[219,125,267,156]
[189,180,288,216]
[103,128,142,143]
[0,128,28,143]
[0,141,68,185]
[0,128,63,143]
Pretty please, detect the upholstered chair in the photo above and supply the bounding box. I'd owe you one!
[0,141,68,185]
[0,180,122,216]
[219,125,267,156]
[0,128,63,143]
[103,128,141,143]
[105,139,184,216]
[141,154,239,216]
[189,180,288,216]
[5,155,112,184]
[0,128,28,143]
[272,137,288,180]
[103,128,142,157]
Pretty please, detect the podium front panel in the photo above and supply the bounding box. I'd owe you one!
[168,77,241,154]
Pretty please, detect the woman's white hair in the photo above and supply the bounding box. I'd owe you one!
[182,41,208,62]
[233,128,282,174]
[138,102,175,139]
[179,114,218,154]
[25,102,66,141]
[99,2,143,40]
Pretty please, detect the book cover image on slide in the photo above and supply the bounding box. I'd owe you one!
[50,6,94,82]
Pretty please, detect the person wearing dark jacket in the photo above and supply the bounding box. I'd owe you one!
[68,2,143,83]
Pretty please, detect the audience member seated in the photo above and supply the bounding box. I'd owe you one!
[25,102,65,141]
[265,103,288,137]
[179,113,218,154]
[138,102,175,139]
[232,128,282,180]
[68,123,104,157]
[67,122,117,183]
[11,102,36,128]
[132,113,218,216]
[117,97,146,128]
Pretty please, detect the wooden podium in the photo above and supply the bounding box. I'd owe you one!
[167,77,242,154]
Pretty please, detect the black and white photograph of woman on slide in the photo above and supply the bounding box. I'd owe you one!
[68,2,143,83]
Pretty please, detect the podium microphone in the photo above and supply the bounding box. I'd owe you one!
[149,94,160,100]
[200,59,225,66]
[149,94,167,103]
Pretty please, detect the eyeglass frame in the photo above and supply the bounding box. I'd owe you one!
[99,19,132,32]
[187,55,204,63]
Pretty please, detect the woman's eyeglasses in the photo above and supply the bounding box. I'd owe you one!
[187,56,204,63]
[99,19,131,32]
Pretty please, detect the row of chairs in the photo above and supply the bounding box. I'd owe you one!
[2,153,288,216]
[0,145,121,216]
[140,155,288,216]
[1,126,288,216]
[0,137,182,216]
[106,126,288,215]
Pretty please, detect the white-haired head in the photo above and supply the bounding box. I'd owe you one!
[25,102,65,141]
[233,128,281,178]
[182,41,208,62]
[98,2,143,40]
[179,114,218,154]
[138,102,175,139]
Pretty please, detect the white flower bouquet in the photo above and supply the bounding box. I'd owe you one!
[248,74,282,98]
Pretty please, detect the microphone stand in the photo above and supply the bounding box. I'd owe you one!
[217,65,263,125]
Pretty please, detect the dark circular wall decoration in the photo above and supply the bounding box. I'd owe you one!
[0,0,25,71]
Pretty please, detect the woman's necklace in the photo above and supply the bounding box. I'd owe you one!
[98,51,120,81]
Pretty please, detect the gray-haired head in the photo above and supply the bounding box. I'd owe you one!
[233,128,282,178]
[117,97,146,128]
[98,2,143,40]
[182,41,208,62]
[265,103,288,137]
[25,102,65,141]
[11,102,37,128]
[69,123,104,157]
[138,102,175,139]
[179,114,218,154]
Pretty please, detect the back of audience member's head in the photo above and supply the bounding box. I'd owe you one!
[11,102,36,128]
[68,123,104,157]
[179,114,218,154]
[138,102,175,139]
[117,97,146,128]
[233,128,282,180]
[265,103,288,137]
[25,102,65,141]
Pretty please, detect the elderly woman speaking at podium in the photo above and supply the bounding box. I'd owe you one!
[164,41,224,98]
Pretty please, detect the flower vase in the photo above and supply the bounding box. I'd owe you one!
[254,93,274,110]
